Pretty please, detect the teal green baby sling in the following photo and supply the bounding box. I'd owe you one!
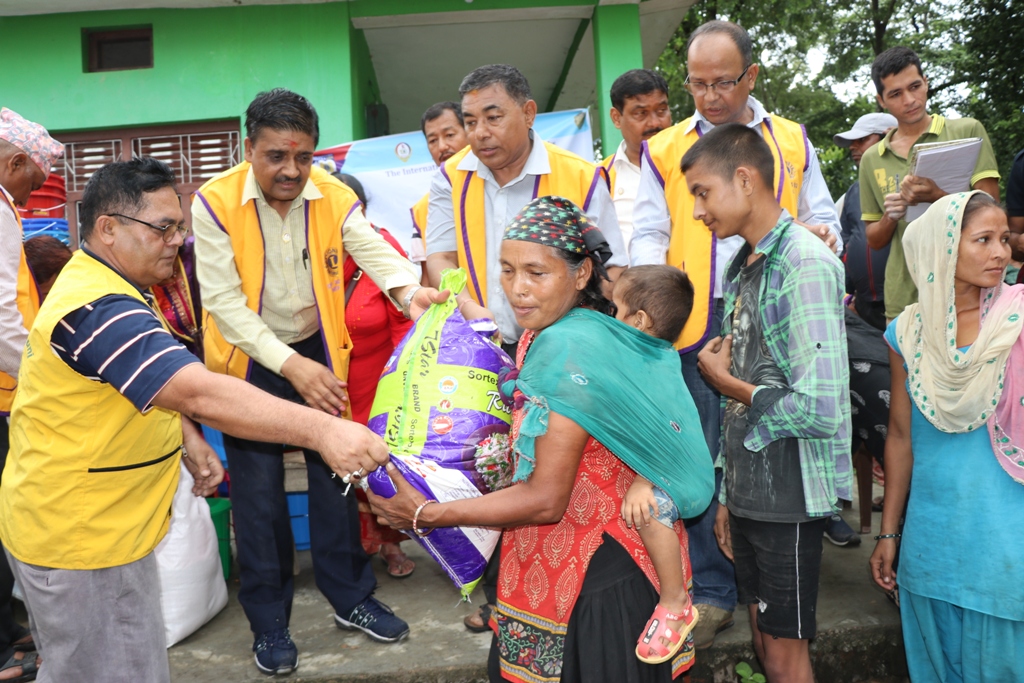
[508,308,715,518]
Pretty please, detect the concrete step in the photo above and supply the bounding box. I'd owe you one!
[169,509,908,682]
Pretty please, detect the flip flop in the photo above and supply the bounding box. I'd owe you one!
[463,603,494,633]
[0,651,39,682]
[636,604,699,665]
[380,546,415,579]
[10,626,32,654]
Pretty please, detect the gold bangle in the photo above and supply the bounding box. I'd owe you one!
[412,499,437,537]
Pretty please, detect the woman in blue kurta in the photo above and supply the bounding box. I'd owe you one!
[870,191,1024,682]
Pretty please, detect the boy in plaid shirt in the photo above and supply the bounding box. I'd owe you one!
[690,123,851,683]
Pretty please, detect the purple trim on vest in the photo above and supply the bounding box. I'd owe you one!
[695,120,704,138]
[305,201,334,375]
[532,175,542,199]
[602,153,615,192]
[582,168,601,212]
[195,192,228,234]
[679,233,716,355]
[641,141,665,189]
[800,124,811,172]
[410,206,422,237]
[762,118,786,203]
[459,171,485,303]
[343,201,362,224]
[439,163,452,186]
[243,203,270,383]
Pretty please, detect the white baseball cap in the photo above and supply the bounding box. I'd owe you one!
[833,113,898,147]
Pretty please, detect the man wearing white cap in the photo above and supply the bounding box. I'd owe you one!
[0,106,64,682]
[834,112,897,330]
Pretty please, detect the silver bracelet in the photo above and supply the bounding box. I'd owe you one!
[401,286,422,319]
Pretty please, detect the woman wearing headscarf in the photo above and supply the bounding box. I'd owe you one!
[369,196,714,682]
[870,191,1024,681]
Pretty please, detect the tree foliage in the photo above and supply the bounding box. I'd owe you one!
[654,0,1023,198]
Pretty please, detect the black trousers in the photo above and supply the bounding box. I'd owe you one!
[222,335,375,635]
[0,420,28,663]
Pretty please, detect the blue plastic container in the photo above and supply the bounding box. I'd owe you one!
[21,218,70,245]
[287,492,310,551]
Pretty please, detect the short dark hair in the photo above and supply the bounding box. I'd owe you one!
[962,191,1003,230]
[609,69,669,112]
[245,88,320,146]
[680,122,775,192]
[78,157,177,242]
[616,265,694,342]
[871,47,924,95]
[332,172,367,207]
[686,20,753,66]
[421,101,464,134]
[459,65,532,105]
[24,235,72,285]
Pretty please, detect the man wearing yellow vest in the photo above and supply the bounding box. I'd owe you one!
[426,64,628,347]
[631,21,843,650]
[602,69,673,254]
[424,63,627,633]
[0,108,62,683]
[409,101,468,280]
[0,156,394,683]
[192,89,441,675]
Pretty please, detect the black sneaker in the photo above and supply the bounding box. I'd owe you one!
[253,627,298,676]
[824,513,862,547]
[334,595,410,643]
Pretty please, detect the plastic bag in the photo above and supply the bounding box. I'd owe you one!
[367,269,514,598]
[154,462,228,647]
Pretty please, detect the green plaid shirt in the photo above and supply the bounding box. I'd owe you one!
[717,213,852,517]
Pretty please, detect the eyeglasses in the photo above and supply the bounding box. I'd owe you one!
[109,213,189,242]
[684,65,751,96]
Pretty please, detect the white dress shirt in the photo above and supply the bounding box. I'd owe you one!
[631,96,841,298]
[425,131,627,341]
[608,139,642,255]
[0,186,27,378]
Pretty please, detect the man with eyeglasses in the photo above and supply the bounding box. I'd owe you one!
[631,20,843,651]
[0,156,402,683]
[192,88,445,675]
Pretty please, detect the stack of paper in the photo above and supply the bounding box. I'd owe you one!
[905,137,983,222]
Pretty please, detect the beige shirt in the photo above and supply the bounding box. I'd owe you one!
[192,169,419,375]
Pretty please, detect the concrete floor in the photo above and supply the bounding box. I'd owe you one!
[169,488,907,683]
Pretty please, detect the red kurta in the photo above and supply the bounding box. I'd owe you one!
[492,330,695,683]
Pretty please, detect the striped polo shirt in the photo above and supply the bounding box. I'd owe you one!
[49,249,200,412]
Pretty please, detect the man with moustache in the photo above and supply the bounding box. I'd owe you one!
[631,20,842,649]
[602,69,673,253]
[409,102,468,276]
[192,88,445,675]
[424,64,627,633]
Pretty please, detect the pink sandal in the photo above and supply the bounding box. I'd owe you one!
[635,603,699,664]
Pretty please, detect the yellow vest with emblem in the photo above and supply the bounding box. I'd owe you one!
[0,250,182,569]
[0,193,40,414]
[645,115,808,352]
[444,142,608,304]
[195,163,354,383]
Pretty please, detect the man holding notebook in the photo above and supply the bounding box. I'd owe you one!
[859,46,1000,321]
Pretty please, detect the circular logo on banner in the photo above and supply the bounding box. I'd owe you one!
[395,142,412,163]
[438,376,458,394]
[431,415,454,435]
[437,398,453,412]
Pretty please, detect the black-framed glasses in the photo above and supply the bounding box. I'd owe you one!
[684,65,751,96]
[109,213,189,242]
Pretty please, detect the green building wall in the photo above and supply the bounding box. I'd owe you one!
[0,3,379,143]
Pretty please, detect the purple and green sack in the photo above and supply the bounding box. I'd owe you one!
[367,269,514,598]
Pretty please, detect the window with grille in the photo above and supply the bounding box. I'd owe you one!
[132,131,240,184]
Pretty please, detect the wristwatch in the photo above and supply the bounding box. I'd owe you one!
[401,286,422,319]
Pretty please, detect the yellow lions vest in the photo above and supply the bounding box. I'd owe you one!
[0,250,183,569]
[444,142,608,304]
[602,152,618,196]
[412,192,429,238]
[645,115,808,351]
[196,163,354,383]
[0,192,40,414]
